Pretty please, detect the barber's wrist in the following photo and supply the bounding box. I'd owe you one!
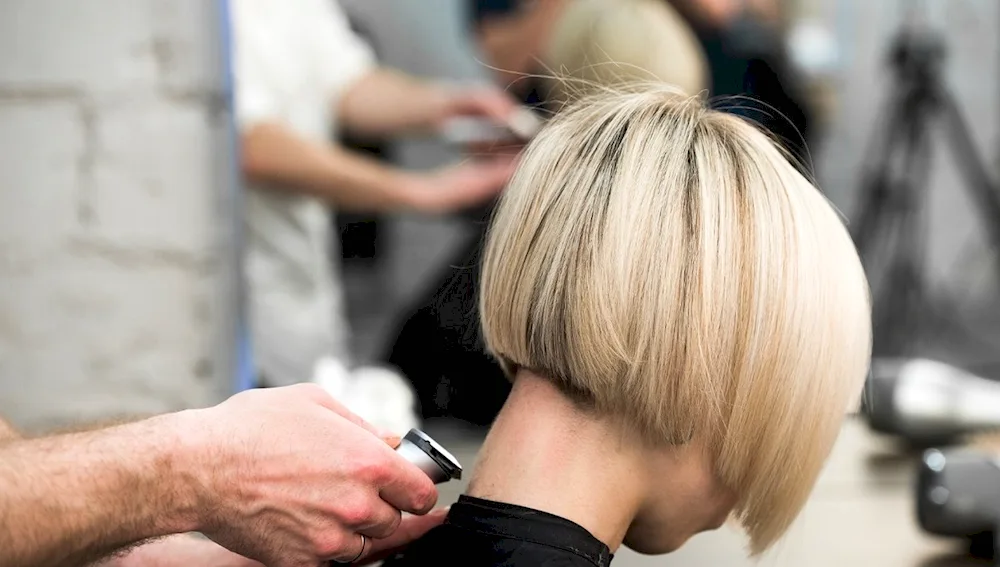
[151,409,213,535]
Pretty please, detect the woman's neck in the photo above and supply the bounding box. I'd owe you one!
[466,371,649,552]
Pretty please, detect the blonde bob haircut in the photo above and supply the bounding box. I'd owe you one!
[479,86,872,554]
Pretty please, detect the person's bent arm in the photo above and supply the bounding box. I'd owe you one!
[338,69,451,139]
[242,122,412,211]
[242,122,516,214]
[0,384,440,567]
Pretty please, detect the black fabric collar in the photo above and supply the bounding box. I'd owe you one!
[446,495,615,567]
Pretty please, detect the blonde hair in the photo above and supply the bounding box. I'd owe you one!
[542,0,708,103]
[479,86,871,554]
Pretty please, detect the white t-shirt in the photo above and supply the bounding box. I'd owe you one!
[231,0,375,386]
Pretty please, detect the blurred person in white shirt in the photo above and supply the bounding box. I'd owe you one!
[231,0,520,428]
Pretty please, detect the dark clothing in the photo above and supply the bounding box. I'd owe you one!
[471,0,521,23]
[384,224,511,426]
[695,14,815,174]
[381,495,614,567]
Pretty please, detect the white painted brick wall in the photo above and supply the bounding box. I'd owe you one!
[0,0,237,431]
[0,1,162,94]
[89,97,219,254]
[0,100,83,266]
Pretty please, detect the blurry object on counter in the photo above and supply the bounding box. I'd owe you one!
[917,443,1000,539]
[916,434,1000,564]
[863,358,1000,445]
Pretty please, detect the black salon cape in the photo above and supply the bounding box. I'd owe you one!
[380,496,614,567]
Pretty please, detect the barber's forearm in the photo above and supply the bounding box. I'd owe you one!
[93,534,262,567]
[241,122,417,212]
[338,69,449,139]
[0,412,203,567]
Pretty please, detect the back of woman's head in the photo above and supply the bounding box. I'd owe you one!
[479,85,872,554]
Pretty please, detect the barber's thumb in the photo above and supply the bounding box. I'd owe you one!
[380,430,402,449]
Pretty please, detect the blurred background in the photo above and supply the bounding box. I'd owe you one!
[2,0,1000,565]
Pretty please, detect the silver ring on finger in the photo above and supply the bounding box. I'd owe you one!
[329,533,366,566]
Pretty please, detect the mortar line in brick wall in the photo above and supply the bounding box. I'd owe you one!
[158,88,228,113]
[0,86,86,102]
[76,100,98,227]
[66,237,220,274]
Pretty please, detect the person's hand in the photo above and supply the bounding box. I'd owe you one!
[440,86,520,127]
[403,157,518,214]
[437,87,541,154]
[182,384,440,567]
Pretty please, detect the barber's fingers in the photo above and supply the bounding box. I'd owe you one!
[292,384,435,513]
[304,384,435,514]
[354,499,403,540]
[350,509,449,566]
[377,448,439,515]
[322,530,368,565]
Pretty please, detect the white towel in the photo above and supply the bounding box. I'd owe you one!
[312,357,420,437]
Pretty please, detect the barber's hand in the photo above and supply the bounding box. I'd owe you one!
[187,384,439,567]
[404,157,518,214]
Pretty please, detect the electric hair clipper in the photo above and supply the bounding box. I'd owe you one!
[395,429,463,484]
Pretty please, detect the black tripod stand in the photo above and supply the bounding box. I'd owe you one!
[850,27,1000,357]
